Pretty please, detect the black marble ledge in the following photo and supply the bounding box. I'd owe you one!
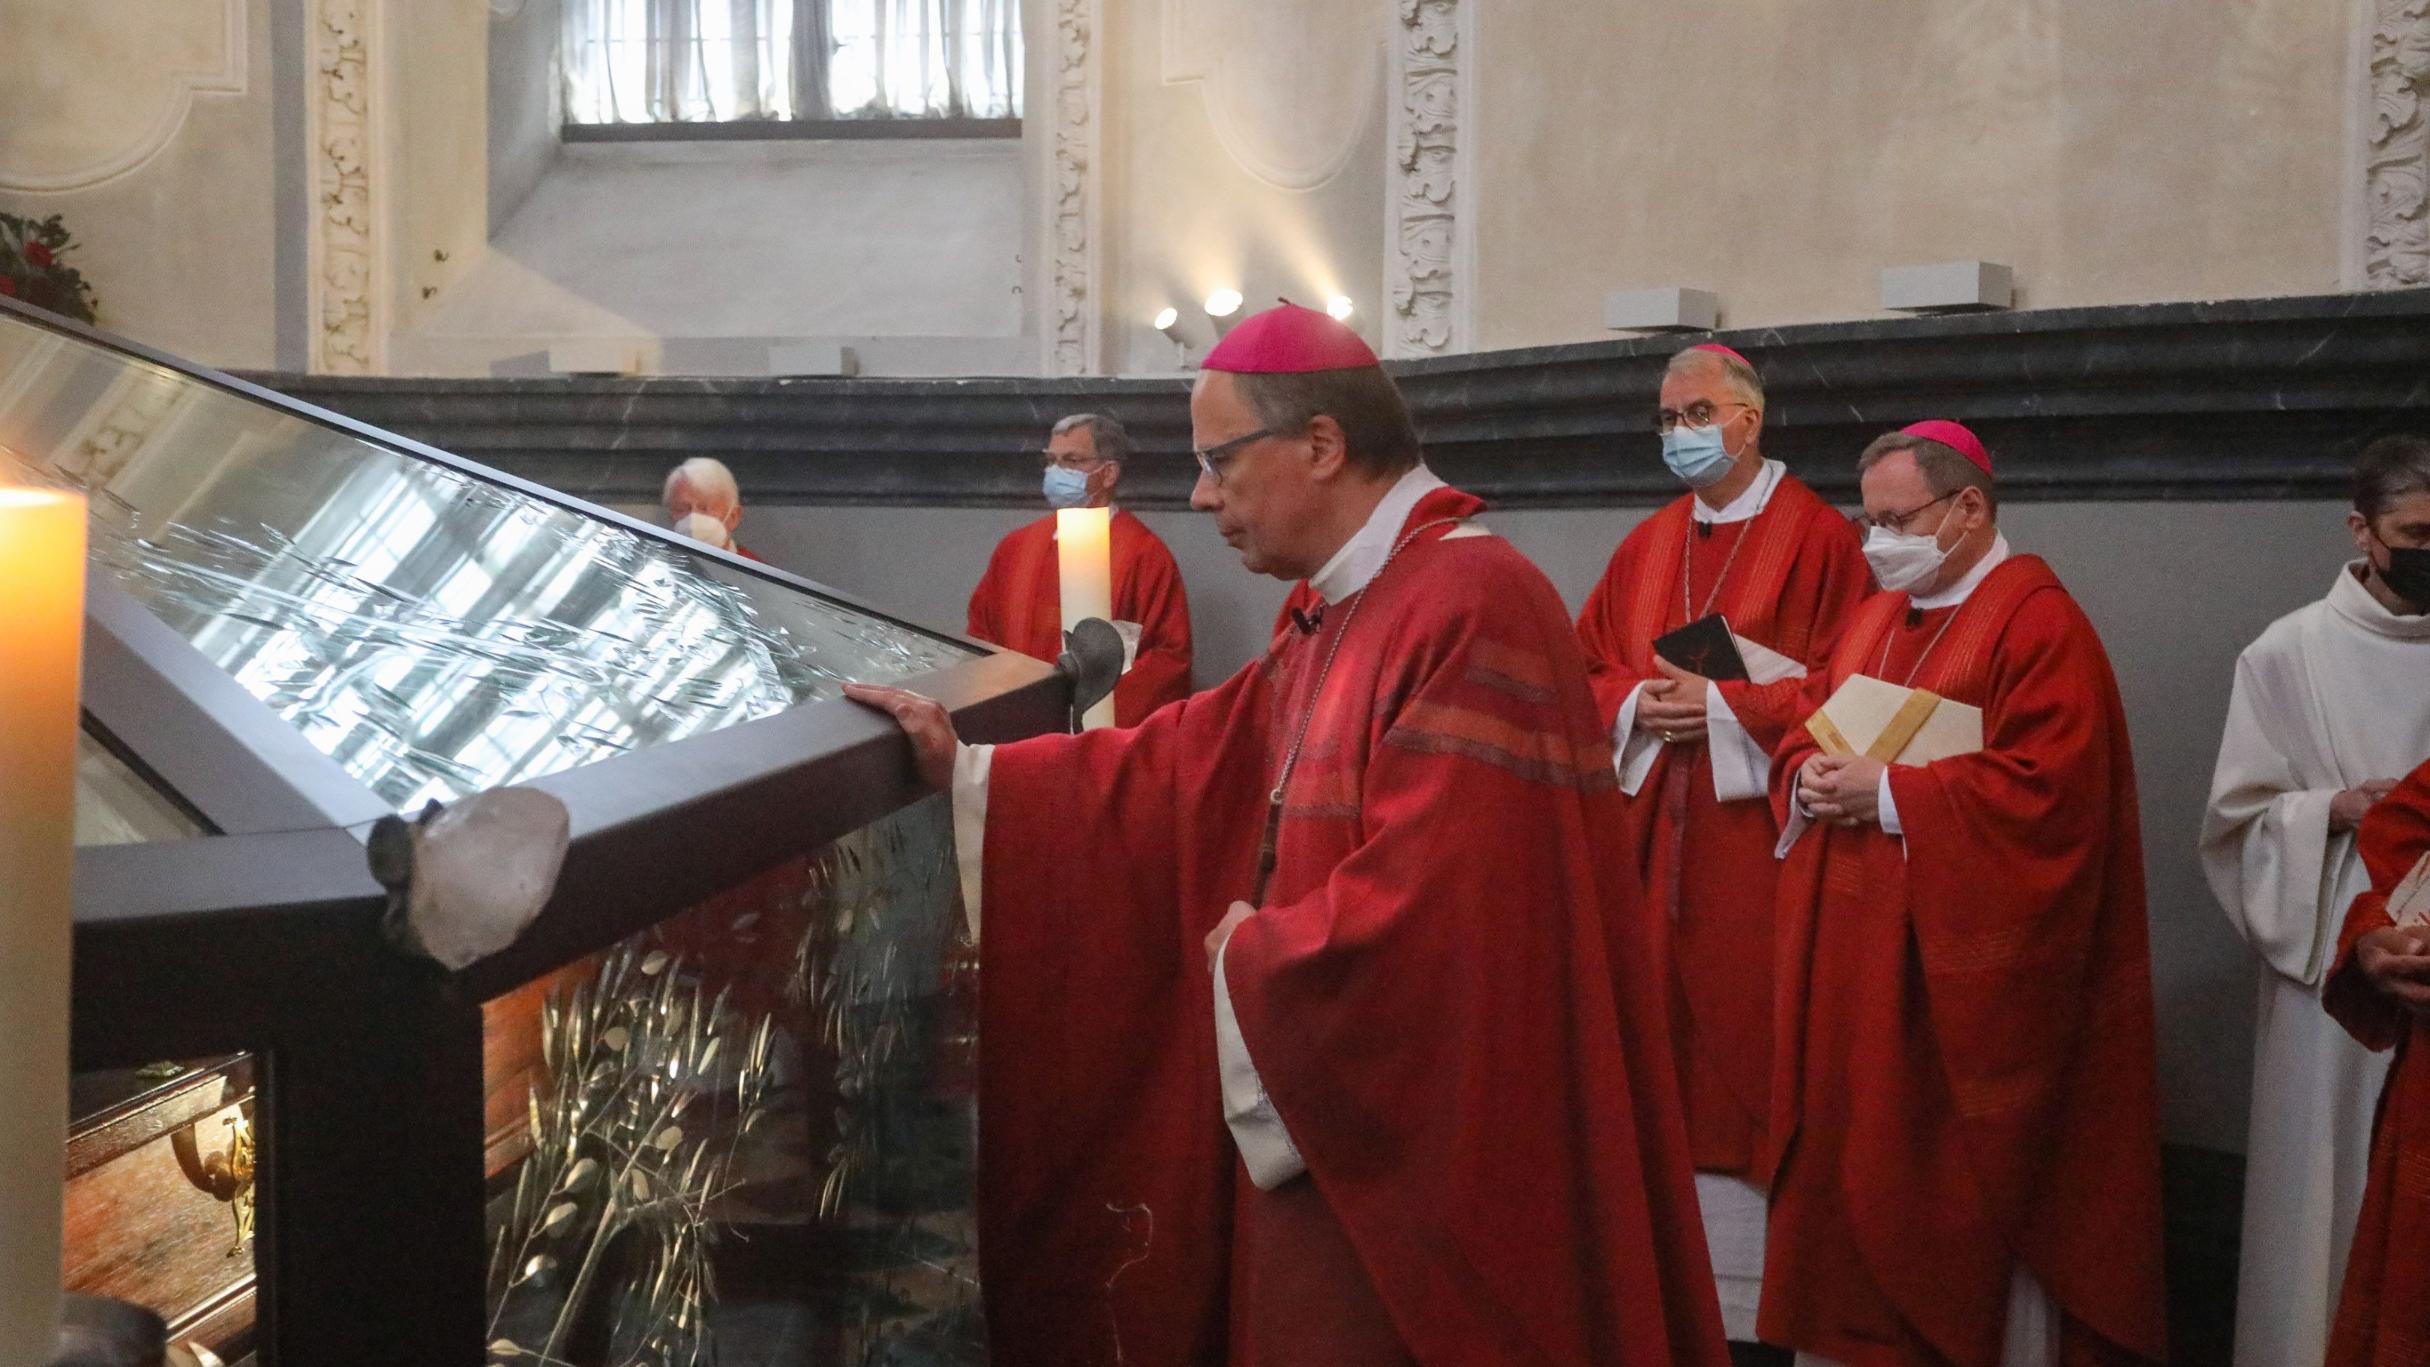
[252,289,2430,510]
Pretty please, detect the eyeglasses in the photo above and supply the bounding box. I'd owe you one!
[1191,427,1280,485]
[1854,491,1956,534]
[1654,400,1750,435]
[1037,451,1111,471]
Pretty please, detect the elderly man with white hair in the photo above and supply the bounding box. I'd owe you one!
[661,456,762,561]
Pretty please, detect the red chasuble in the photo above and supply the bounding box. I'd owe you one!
[1573,475,1869,1177]
[1760,555,2167,1367]
[966,508,1195,726]
[974,486,1728,1366]
[2323,758,2430,1367]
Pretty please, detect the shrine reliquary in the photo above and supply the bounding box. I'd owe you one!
[2,296,1064,1366]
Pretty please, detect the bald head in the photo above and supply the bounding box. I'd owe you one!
[662,457,742,531]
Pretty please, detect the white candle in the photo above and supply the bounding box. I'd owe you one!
[0,487,83,1365]
[1055,506,1115,730]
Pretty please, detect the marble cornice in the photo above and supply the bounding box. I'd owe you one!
[255,290,2430,510]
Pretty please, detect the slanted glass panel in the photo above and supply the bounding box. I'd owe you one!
[76,725,209,846]
[0,312,972,812]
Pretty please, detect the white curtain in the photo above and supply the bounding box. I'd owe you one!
[564,0,1022,124]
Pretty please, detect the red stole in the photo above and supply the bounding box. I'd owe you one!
[1573,477,1869,1178]
[965,509,1195,726]
[976,486,1727,1366]
[1761,556,2167,1367]
[2324,759,2430,1367]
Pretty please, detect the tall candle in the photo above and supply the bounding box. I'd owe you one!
[0,487,84,1364]
[1055,506,1115,730]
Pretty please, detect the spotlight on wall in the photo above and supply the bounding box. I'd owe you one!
[1204,288,1244,319]
[1153,306,1187,368]
[1325,295,1354,321]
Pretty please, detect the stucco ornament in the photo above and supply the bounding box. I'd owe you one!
[2366,0,2430,287]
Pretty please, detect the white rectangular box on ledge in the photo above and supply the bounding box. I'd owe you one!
[1881,260,2014,313]
[1604,287,1719,333]
[546,339,646,375]
[767,342,860,377]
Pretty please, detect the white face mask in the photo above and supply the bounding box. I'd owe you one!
[1862,503,1958,593]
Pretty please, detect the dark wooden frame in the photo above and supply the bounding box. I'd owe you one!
[4,295,1069,1365]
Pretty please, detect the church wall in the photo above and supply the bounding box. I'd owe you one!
[0,0,284,367]
[1094,0,1389,375]
[396,138,1033,376]
[1469,0,2354,349]
[386,0,491,336]
[715,494,2354,1158]
[486,0,562,239]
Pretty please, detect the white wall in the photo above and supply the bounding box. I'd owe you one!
[395,139,1031,376]
[1471,0,2353,348]
[487,0,561,236]
[707,493,2358,1156]
[0,0,282,367]
[1096,0,1390,375]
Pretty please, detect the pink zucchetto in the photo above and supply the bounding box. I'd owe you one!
[1689,342,1752,368]
[1202,301,1381,374]
[1901,419,1993,476]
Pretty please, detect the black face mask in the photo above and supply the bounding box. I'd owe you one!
[2376,537,2430,610]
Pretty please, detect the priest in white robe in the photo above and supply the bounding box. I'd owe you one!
[2201,433,2430,1367]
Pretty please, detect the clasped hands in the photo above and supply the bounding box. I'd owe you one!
[2357,923,2430,1015]
[2332,778,2401,835]
[1797,753,1887,828]
[1634,658,1712,746]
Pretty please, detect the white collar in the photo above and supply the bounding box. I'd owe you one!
[1691,458,1785,525]
[1910,532,2011,610]
[2329,559,2430,638]
[1311,465,1449,604]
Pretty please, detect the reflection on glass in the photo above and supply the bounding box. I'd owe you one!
[0,313,972,812]
[483,797,979,1367]
[75,726,207,846]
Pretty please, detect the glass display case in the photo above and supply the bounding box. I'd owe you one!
[9,294,1066,1366]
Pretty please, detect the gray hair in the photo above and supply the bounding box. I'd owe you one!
[1858,431,1999,515]
[662,457,741,514]
[1664,347,1765,412]
[2354,434,2430,518]
[1051,412,1134,463]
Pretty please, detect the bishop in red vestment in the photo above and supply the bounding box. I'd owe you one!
[967,412,1195,726]
[2323,755,2430,1367]
[1764,423,2167,1367]
[850,304,1727,1366]
[1574,343,1870,1344]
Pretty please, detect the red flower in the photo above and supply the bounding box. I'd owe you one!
[24,242,52,267]
[0,277,16,297]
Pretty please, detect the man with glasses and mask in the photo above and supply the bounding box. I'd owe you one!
[1761,422,2167,1367]
[1573,342,1869,1361]
[847,302,1726,1365]
[2202,433,2430,1367]
[965,412,1194,726]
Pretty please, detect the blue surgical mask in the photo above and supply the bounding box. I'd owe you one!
[1043,465,1091,508]
[1661,424,1736,489]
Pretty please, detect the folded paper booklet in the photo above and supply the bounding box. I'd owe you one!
[1804,673,1983,766]
[2393,850,2430,929]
